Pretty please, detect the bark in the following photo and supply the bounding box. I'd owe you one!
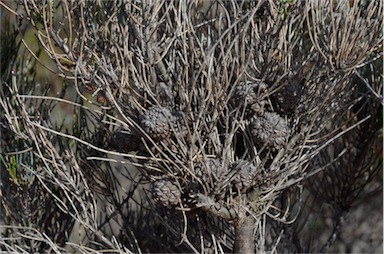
[233,215,255,253]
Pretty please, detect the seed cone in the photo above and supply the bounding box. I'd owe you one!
[152,179,181,207]
[251,112,290,150]
[194,158,224,183]
[232,81,268,115]
[230,160,259,192]
[141,105,176,141]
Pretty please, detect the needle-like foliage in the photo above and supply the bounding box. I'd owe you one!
[1,1,382,253]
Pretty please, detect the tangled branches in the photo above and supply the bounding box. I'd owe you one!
[1,0,382,253]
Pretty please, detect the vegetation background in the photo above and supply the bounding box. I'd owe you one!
[0,0,382,253]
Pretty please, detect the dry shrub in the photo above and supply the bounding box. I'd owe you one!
[1,0,382,253]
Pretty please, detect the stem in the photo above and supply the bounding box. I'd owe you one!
[320,210,346,253]
[233,215,255,253]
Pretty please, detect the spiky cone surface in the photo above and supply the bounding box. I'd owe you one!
[229,160,259,193]
[152,179,181,207]
[232,81,268,115]
[251,112,290,151]
[250,99,268,116]
[194,158,224,184]
[140,105,177,141]
[233,81,268,105]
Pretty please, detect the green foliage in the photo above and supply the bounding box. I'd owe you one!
[1,151,33,188]
[279,0,294,20]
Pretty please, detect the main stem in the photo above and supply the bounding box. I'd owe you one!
[233,215,255,253]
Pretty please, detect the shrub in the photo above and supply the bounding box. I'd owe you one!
[1,0,382,253]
